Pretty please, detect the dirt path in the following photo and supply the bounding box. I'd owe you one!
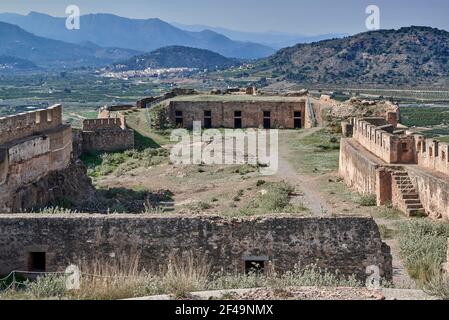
[276,128,332,216]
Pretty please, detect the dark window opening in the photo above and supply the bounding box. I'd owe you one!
[234,111,242,128]
[245,260,265,274]
[204,110,212,129]
[29,252,46,272]
[263,111,271,129]
[294,111,302,129]
[263,118,271,129]
[175,111,183,127]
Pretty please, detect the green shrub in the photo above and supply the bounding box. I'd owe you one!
[357,194,377,207]
[25,275,67,299]
[397,220,449,284]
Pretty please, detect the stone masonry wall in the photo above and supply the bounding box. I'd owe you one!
[0,105,63,145]
[82,129,134,153]
[0,215,392,281]
[168,100,307,129]
[339,138,381,196]
[415,136,449,176]
[0,105,73,213]
[81,115,134,153]
[407,166,449,219]
[352,118,415,164]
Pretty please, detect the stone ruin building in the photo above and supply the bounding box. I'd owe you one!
[168,96,323,129]
[340,112,449,219]
[80,113,134,153]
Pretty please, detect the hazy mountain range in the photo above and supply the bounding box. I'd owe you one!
[172,22,348,49]
[111,46,240,71]
[0,12,275,59]
[254,26,449,87]
[0,21,139,69]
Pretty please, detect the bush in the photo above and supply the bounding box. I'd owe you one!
[397,220,449,285]
[357,194,377,207]
[25,275,67,299]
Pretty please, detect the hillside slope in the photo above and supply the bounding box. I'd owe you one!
[112,46,241,70]
[254,26,449,87]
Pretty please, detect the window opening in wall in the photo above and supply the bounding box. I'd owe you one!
[263,111,271,129]
[294,111,302,129]
[28,252,46,272]
[204,110,212,129]
[175,111,183,127]
[234,111,242,129]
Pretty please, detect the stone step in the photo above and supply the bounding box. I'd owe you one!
[407,204,424,210]
[404,199,422,205]
[402,193,419,199]
[392,172,408,176]
[407,208,426,217]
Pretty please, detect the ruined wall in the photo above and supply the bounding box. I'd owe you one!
[81,116,134,153]
[352,118,415,164]
[407,166,449,220]
[82,129,134,153]
[168,100,308,129]
[0,215,392,281]
[0,106,73,213]
[415,136,449,176]
[82,116,126,131]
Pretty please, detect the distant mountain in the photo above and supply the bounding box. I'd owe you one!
[252,26,449,87]
[172,22,348,49]
[0,55,38,72]
[0,21,139,69]
[0,12,275,59]
[111,46,241,71]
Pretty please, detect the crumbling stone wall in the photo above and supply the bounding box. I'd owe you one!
[0,215,392,281]
[0,105,73,213]
[81,116,134,153]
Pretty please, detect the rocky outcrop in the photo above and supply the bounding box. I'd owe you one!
[9,160,98,212]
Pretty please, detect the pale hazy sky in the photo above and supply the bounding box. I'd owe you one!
[0,0,448,34]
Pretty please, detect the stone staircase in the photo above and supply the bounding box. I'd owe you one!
[391,170,426,217]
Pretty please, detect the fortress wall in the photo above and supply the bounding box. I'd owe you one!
[169,101,307,129]
[415,136,449,176]
[8,136,50,164]
[0,105,63,145]
[0,215,392,281]
[407,166,449,220]
[339,138,381,196]
[352,118,415,164]
[82,117,125,131]
[82,129,134,153]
